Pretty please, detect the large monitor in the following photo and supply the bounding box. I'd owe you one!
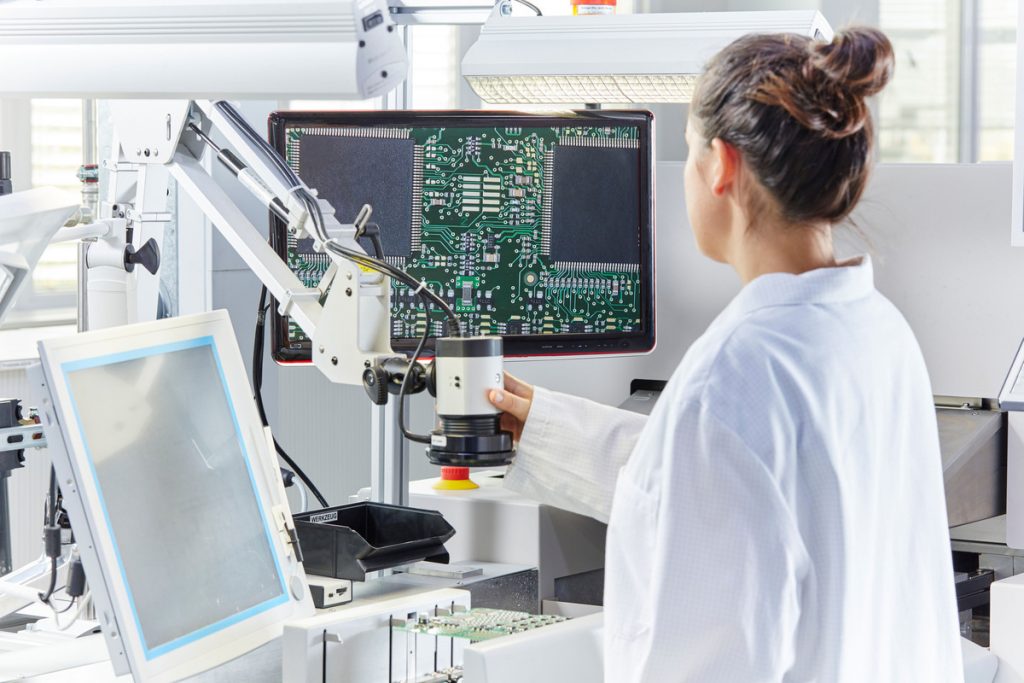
[269,109,656,360]
[32,310,312,682]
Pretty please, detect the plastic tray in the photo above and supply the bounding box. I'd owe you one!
[294,501,454,581]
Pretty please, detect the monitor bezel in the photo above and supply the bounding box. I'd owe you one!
[267,108,656,362]
[33,310,312,683]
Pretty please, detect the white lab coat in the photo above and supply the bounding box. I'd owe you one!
[505,257,964,682]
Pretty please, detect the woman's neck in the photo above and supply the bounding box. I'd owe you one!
[729,220,837,285]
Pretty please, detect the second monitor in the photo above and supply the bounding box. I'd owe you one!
[269,109,655,359]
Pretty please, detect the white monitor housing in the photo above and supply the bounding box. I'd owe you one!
[0,0,408,99]
[31,309,312,682]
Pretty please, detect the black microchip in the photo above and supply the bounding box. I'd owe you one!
[296,238,317,255]
[549,145,641,265]
[569,322,585,333]
[297,134,415,258]
[505,322,523,335]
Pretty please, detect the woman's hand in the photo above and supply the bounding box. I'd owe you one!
[488,372,534,442]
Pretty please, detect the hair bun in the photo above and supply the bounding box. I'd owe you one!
[810,26,894,100]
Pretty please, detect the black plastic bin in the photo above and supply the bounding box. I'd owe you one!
[294,502,455,581]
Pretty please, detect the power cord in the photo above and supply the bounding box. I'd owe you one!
[253,286,330,509]
[38,468,60,606]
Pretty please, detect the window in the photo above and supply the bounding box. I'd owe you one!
[978,0,1017,160]
[0,98,85,324]
[879,0,1017,162]
[28,99,82,310]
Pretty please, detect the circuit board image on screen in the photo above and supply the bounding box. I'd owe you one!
[269,110,654,360]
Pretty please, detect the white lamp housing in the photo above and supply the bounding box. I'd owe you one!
[0,188,79,322]
[462,10,833,105]
[0,0,408,99]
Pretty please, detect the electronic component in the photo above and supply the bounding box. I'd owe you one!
[295,133,415,259]
[269,110,655,360]
[395,608,569,642]
[549,142,641,265]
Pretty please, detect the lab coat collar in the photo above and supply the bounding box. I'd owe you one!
[727,255,875,320]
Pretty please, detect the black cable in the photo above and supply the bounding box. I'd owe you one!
[325,242,462,337]
[397,300,433,445]
[39,557,57,605]
[57,596,77,614]
[253,287,330,509]
[357,223,385,261]
[38,469,59,605]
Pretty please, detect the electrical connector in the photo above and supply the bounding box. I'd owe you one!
[43,525,61,559]
[65,554,86,598]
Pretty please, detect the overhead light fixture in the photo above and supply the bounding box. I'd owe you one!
[0,0,408,99]
[462,10,833,105]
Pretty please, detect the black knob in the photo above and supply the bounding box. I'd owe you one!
[124,237,160,275]
[426,362,437,397]
[362,366,389,405]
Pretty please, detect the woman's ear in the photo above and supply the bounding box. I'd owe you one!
[708,138,740,198]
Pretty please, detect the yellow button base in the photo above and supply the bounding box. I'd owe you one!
[432,478,479,491]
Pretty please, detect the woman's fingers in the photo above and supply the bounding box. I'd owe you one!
[489,387,531,422]
[503,372,534,400]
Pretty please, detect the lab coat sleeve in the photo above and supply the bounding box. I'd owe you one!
[503,386,647,523]
[606,401,813,682]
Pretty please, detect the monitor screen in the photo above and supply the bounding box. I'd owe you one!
[269,109,655,359]
[61,337,288,659]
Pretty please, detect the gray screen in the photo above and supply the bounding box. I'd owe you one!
[64,340,285,656]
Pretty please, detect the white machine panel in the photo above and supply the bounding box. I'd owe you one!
[410,471,606,602]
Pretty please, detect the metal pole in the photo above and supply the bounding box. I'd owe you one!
[369,25,415,507]
[370,399,410,506]
[958,0,980,163]
[78,100,97,332]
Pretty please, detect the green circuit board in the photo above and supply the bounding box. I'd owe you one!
[282,122,643,345]
[395,608,569,643]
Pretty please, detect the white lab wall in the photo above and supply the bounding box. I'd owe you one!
[855,163,1024,399]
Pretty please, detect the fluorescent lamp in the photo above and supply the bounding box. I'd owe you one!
[462,10,833,104]
[0,0,408,99]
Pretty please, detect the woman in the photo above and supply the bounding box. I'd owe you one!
[489,27,963,682]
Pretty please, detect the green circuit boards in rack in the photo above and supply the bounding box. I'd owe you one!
[282,121,644,347]
[394,608,569,643]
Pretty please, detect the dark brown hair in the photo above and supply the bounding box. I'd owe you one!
[691,26,894,225]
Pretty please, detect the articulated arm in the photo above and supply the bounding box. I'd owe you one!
[95,99,399,386]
